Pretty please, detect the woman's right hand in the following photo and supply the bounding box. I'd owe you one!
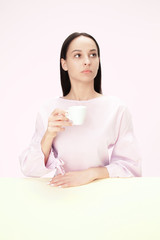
[46,108,72,138]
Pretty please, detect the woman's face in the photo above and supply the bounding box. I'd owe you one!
[61,36,100,84]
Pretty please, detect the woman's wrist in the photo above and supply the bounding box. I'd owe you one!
[41,131,55,148]
[89,167,109,181]
[45,129,57,139]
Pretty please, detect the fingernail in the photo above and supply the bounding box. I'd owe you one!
[50,184,54,186]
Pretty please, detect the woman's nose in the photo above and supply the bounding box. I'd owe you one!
[84,56,91,65]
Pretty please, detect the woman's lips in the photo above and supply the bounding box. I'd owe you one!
[81,70,92,73]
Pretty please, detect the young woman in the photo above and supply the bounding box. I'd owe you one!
[19,32,141,187]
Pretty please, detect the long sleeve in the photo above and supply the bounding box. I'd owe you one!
[106,107,142,178]
[19,111,65,177]
[19,96,142,177]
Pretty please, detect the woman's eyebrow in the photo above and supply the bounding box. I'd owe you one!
[71,49,82,53]
[89,49,97,52]
[71,49,97,53]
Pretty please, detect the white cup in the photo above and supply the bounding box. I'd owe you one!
[65,106,87,125]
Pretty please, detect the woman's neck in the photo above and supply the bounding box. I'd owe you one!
[63,82,102,100]
[64,91,102,101]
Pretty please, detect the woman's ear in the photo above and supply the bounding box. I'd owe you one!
[61,58,68,71]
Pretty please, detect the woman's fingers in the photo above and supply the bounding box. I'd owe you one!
[49,114,68,122]
[52,108,66,117]
[53,115,68,121]
[47,108,72,137]
[49,121,72,127]
[49,174,70,187]
[49,109,71,125]
[48,126,64,133]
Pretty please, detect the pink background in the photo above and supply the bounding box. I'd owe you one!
[0,0,160,177]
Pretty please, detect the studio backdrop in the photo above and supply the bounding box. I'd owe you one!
[0,0,160,177]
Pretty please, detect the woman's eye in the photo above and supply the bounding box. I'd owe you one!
[74,54,81,58]
[90,53,97,57]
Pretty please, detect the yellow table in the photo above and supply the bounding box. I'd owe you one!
[0,177,160,240]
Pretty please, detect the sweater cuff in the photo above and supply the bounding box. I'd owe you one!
[105,164,133,178]
[19,143,53,177]
[45,149,65,175]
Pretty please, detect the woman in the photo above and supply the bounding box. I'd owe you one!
[19,32,142,187]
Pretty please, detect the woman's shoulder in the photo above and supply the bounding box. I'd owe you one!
[101,95,127,108]
[100,95,131,120]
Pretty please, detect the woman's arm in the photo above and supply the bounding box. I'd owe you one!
[19,109,72,177]
[19,111,53,177]
[41,132,55,165]
[106,106,142,178]
[89,167,109,179]
[41,108,72,164]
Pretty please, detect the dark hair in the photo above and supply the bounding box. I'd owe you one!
[60,32,102,96]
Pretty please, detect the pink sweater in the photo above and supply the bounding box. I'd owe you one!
[19,95,142,178]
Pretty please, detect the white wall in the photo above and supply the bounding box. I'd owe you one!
[0,0,160,177]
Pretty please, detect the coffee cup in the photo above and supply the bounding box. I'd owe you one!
[65,106,87,125]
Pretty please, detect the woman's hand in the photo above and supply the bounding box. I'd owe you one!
[47,108,72,138]
[48,169,96,188]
